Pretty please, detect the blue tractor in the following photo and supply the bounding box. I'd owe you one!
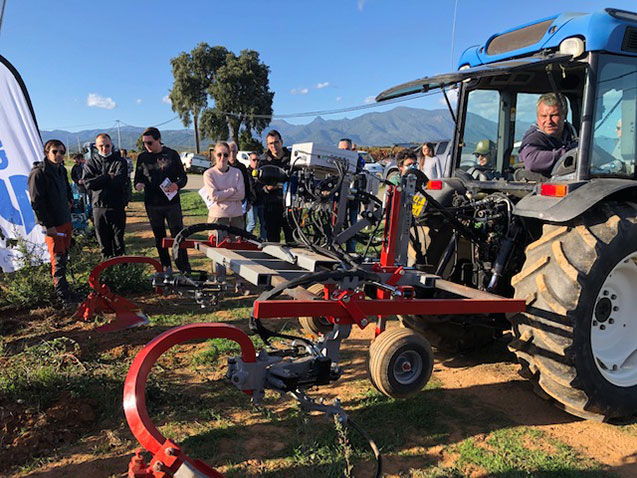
[377,8,637,421]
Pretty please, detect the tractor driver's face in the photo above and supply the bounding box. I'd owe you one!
[537,102,565,138]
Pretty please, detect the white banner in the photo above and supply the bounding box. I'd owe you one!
[0,55,47,272]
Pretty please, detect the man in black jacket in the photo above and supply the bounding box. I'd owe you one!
[27,139,74,305]
[257,130,293,242]
[83,133,128,258]
[70,154,87,194]
[134,127,190,272]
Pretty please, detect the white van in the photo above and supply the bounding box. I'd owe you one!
[180,152,212,173]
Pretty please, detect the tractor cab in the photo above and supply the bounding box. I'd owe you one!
[378,8,637,219]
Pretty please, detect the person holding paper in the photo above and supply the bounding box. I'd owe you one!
[134,127,190,272]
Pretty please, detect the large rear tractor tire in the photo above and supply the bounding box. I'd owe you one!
[298,283,335,337]
[368,328,434,398]
[509,202,637,421]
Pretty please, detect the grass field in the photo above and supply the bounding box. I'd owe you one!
[0,192,634,478]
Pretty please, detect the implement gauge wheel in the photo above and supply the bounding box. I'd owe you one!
[298,283,335,336]
[510,202,637,421]
[368,328,434,398]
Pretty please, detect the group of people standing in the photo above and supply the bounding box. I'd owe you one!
[28,127,191,305]
[202,129,294,248]
[27,125,299,305]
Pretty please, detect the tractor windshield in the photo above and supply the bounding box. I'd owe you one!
[590,54,637,178]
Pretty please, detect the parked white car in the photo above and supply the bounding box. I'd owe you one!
[180,152,212,173]
[360,151,384,177]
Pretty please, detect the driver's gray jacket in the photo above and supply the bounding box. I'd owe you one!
[519,124,576,175]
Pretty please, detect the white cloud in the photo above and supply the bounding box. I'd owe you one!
[316,82,330,89]
[364,96,375,104]
[336,96,343,102]
[290,87,309,95]
[136,98,143,105]
[357,0,367,11]
[162,95,172,105]
[87,93,116,110]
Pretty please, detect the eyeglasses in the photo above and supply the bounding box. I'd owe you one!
[143,140,155,145]
[51,149,66,155]
[216,153,229,158]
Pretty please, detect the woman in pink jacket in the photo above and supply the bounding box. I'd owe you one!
[203,141,245,287]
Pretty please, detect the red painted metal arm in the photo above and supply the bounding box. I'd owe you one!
[124,323,257,456]
[162,236,259,250]
[253,296,526,328]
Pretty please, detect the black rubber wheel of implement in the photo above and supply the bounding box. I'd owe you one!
[298,283,335,337]
[368,327,434,398]
[509,202,637,421]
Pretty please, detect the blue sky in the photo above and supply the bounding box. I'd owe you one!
[1,0,635,132]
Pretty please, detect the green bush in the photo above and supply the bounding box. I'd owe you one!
[100,263,153,294]
[0,238,56,309]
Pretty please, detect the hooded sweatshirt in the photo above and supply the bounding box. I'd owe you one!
[519,124,576,175]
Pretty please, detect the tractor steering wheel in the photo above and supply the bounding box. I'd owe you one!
[550,147,578,177]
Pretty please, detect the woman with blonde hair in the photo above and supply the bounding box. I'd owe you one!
[203,141,246,290]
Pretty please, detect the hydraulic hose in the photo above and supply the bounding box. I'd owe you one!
[172,222,261,272]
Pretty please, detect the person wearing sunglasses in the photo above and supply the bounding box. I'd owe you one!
[27,139,76,306]
[388,149,419,186]
[203,141,247,290]
[473,139,494,168]
[134,127,190,273]
[246,152,263,238]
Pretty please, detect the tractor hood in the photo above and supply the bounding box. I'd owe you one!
[375,53,572,102]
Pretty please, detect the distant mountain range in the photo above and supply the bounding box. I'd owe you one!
[41,106,457,152]
[41,106,545,154]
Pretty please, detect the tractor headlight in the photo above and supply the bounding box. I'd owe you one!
[559,37,585,59]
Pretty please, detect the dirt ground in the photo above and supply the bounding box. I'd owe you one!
[1,198,636,478]
[2,314,635,478]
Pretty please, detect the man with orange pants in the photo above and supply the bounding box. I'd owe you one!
[28,139,75,306]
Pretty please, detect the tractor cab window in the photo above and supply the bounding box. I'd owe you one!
[460,89,499,172]
[590,55,637,178]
